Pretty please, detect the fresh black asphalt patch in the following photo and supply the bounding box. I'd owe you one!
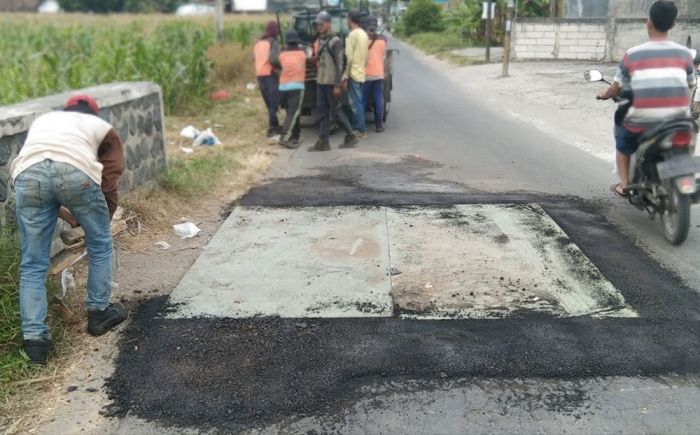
[106,172,700,431]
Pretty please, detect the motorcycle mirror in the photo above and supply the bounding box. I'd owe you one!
[584,69,604,82]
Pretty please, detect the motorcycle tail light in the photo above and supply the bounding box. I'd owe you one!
[676,175,697,195]
[671,131,694,148]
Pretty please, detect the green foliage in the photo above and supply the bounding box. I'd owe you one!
[442,1,482,43]
[519,0,551,17]
[0,19,262,114]
[400,0,444,36]
[58,0,186,12]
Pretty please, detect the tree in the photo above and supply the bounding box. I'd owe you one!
[401,0,444,35]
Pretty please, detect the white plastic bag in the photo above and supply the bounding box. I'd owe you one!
[173,222,201,239]
[192,128,221,147]
[180,125,200,140]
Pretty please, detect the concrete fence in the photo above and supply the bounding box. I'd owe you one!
[513,18,700,62]
[0,82,167,226]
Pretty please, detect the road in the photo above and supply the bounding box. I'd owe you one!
[104,38,700,434]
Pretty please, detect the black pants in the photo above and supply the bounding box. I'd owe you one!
[317,84,353,142]
[280,89,304,141]
[258,75,280,131]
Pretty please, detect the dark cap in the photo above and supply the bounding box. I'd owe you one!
[314,11,332,24]
[285,29,302,44]
[366,15,378,30]
[348,10,362,24]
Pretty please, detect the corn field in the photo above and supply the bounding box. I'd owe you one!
[0,15,266,114]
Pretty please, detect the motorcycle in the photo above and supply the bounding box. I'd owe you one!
[585,69,700,245]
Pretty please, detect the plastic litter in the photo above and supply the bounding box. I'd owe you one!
[180,125,221,147]
[155,241,171,250]
[192,128,221,147]
[180,125,199,140]
[180,147,194,154]
[246,82,256,91]
[60,269,76,299]
[210,90,231,101]
[173,222,201,239]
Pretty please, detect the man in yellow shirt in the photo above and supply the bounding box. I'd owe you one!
[342,11,369,139]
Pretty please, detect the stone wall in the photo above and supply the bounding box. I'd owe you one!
[513,18,700,62]
[0,82,167,226]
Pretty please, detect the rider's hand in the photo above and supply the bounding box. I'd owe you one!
[333,85,342,98]
[597,90,609,100]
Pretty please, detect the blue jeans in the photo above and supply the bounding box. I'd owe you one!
[348,79,366,133]
[615,125,641,156]
[363,79,384,129]
[258,75,280,131]
[14,160,113,340]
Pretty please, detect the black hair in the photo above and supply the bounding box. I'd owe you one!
[348,10,362,25]
[649,0,678,32]
[63,100,98,116]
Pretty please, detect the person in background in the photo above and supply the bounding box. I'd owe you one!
[278,30,308,149]
[342,10,370,139]
[311,11,358,151]
[363,16,387,133]
[254,21,282,139]
[11,95,127,365]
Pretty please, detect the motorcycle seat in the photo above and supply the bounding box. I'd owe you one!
[637,118,698,144]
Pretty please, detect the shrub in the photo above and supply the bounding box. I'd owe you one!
[400,0,445,36]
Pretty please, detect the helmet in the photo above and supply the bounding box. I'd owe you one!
[65,94,99,115]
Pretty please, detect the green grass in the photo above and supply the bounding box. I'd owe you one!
[0,229,64,387]
[0,16,264,114]
[402,31,484,66]
[161,147,244,196]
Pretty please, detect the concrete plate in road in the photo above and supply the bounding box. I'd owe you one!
[168,206,392,318]
[388,204,637,319]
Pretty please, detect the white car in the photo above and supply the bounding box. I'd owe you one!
[175,3,216,16]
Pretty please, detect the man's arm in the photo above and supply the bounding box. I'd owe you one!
[97,128,124,219]
[343,32,354,82]
[332,38,345,86]
[687,53,697,89]
[599,57,629,100]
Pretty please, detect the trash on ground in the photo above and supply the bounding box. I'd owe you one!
[180,125,221,146]
[245,97,251,104]
[60,268,76,299]
[174,222,201,239]
[192,128,221,147]
[246,82,256,91]
[155,241,171,250]
[210,90,231,101]
[390,267,402,276]
[180,147,194,154]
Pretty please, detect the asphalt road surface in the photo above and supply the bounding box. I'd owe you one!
[106,38,700,434]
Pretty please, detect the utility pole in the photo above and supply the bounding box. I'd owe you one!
[215,0,225,42]
[501,0,514,77]
[485,0,493,63]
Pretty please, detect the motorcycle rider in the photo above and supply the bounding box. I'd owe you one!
[598,0,696,197]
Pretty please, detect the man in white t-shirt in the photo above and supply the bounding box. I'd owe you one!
[11,94,127,365]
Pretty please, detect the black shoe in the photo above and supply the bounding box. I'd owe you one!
[308,139,331,152]
[266,128,282,138]
[279,138,300,149]
[23,339,52,365]
[340,134,359,149]
[87,303,128,336]
[375,127,385,133]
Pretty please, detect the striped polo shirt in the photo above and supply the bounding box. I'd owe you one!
[616,40,696,133]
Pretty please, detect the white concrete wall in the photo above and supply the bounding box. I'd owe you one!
[514,18,700,62]
[514,21,607,61]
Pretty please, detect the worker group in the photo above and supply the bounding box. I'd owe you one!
[254,11,388,152]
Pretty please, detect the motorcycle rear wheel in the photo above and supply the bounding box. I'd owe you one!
[662,188,691,245]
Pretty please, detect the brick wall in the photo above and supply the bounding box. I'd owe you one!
[514,18,700,62]
[0,82,167,227]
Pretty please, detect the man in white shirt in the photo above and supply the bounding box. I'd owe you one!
[11,94,128,365]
